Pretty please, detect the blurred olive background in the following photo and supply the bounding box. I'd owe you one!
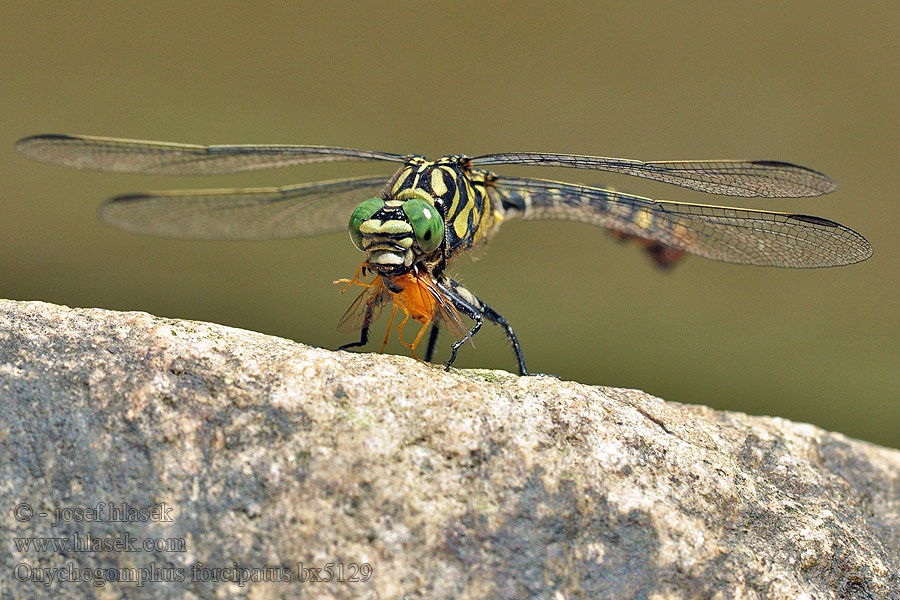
[3,3,897,447]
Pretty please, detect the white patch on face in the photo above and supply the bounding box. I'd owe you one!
[368,250,404,265]
[363,237,413,250]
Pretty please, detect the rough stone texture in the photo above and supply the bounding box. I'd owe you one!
[0,298,898,600]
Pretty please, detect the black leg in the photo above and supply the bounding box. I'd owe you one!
[436,278,530,376]
[480,304,528,376]
[447,317,483,370]
[337,325,369,351]
[337,295,377,352]
[424,323,440,363]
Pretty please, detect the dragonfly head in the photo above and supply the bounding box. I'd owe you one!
[348,190,444,276]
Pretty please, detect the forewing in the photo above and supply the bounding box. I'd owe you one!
[472,153,835,198]
[15,134,406,175]
[99,176,390,239]
[491,177,872,268]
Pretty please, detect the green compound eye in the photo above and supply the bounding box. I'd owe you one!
[402,198,444,254]
[348,197,384,251]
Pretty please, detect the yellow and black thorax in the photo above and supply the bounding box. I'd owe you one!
[381,155,503,270]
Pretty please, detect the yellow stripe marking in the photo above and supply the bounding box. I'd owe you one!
[431,169,448,196]
[635,208,653,229]
[391,167,413,194]
[454,199,473,238]
[447,178,462,224]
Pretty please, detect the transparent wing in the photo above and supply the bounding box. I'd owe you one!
[15,133,407,175]
[337,284,387,334]
[98,176,390,240]
[490,177,872,268]
[471,153,835,198]
[420,276,469,342]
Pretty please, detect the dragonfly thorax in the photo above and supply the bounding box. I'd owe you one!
[348,189,444,277]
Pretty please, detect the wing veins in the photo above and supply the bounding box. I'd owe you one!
[98,175,390,240]
[473,152,835,197]
[491,176,871,267]
[15,133,406,175]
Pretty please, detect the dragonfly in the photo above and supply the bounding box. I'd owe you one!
[15,133,873,375]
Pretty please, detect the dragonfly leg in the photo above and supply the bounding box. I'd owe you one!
[447,309,483,372]
[437,279,529,376]
[337,326,369,351]
[483,306,527,376]
[424,323,440,363]
[336,295,378,352]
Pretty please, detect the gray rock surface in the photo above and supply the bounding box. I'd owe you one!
[1,298,898,599]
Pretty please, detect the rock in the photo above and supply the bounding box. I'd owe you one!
[1,298,898,600]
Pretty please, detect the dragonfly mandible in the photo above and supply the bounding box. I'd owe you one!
[14,134,873,375]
